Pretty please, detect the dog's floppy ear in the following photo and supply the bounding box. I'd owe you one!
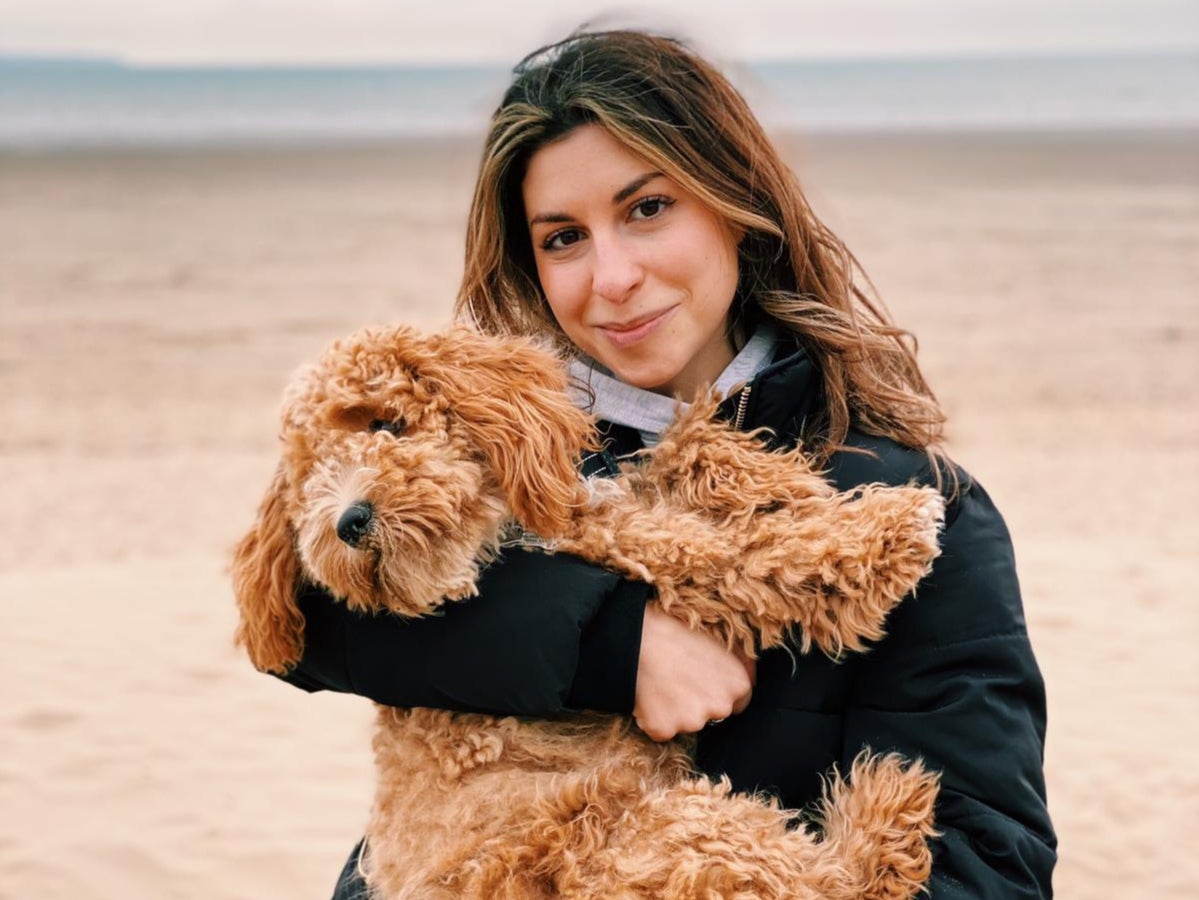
[231,464,305,674]
[432,331,595,537]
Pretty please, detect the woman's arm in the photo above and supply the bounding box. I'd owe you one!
[279,545,756,728]
[842,476,1056,898]
[280,548,650,715]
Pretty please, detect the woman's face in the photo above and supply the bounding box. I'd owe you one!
[522,124,741,399]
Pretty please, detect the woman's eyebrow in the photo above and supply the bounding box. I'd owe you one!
[612,171,663,204]
[528,172,664,227]
[528,211,573,226]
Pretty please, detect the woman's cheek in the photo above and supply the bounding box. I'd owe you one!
[541,267,587,324]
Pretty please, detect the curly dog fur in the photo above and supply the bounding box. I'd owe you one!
[232,324,945,899]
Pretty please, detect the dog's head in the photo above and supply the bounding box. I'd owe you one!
[231,325,595,673]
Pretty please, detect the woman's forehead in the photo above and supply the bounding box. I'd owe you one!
[522,125,664,216]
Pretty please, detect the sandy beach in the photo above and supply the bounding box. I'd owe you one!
[2,130,1196,898]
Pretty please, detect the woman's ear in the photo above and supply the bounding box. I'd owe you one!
[230,464,305,673]
[433,331,595,537]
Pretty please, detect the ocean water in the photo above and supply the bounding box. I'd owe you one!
[1,53,1195,149]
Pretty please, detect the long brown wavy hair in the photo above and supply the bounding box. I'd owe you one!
[456,29,948,467]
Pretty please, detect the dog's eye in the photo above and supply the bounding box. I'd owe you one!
[368,417,407,437]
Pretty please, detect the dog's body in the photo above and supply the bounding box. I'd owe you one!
[233,325,945,899]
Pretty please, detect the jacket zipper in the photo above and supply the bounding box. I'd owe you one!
[733,384,753,432]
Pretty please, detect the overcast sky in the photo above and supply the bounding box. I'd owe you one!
[2,0,1196,65]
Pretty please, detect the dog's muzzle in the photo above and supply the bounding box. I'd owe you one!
[336,501,375,548]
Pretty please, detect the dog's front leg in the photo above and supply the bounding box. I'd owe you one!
[763,483,945,656]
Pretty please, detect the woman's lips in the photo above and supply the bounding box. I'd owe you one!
[596,306,677,348]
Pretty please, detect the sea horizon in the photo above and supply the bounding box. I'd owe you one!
[1,50,1195,149]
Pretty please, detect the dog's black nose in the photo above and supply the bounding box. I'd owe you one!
[336,501,375,547]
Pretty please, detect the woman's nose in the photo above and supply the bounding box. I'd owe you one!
[591,235,643,303]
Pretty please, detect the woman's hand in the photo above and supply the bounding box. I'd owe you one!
[633,601,756,742]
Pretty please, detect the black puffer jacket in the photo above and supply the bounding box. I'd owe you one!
[282,340,1057,898]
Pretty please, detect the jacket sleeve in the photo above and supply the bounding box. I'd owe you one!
[842,475,1057,899]
[276,547,649,717]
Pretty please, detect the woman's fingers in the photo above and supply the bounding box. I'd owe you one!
[731,663,756,715]
[633,602,755,742]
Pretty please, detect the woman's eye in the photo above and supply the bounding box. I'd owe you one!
[543,228,583,251]
[369,418,407,436]
[631,196,672,221]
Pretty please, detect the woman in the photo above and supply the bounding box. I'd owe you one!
[282,30,1056,898]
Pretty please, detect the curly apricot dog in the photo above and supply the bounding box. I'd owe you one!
[232,324,945,899]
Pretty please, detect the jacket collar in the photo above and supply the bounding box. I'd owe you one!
[568,323,780,447]
[732,336,823,450]
[583,334,822,477]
